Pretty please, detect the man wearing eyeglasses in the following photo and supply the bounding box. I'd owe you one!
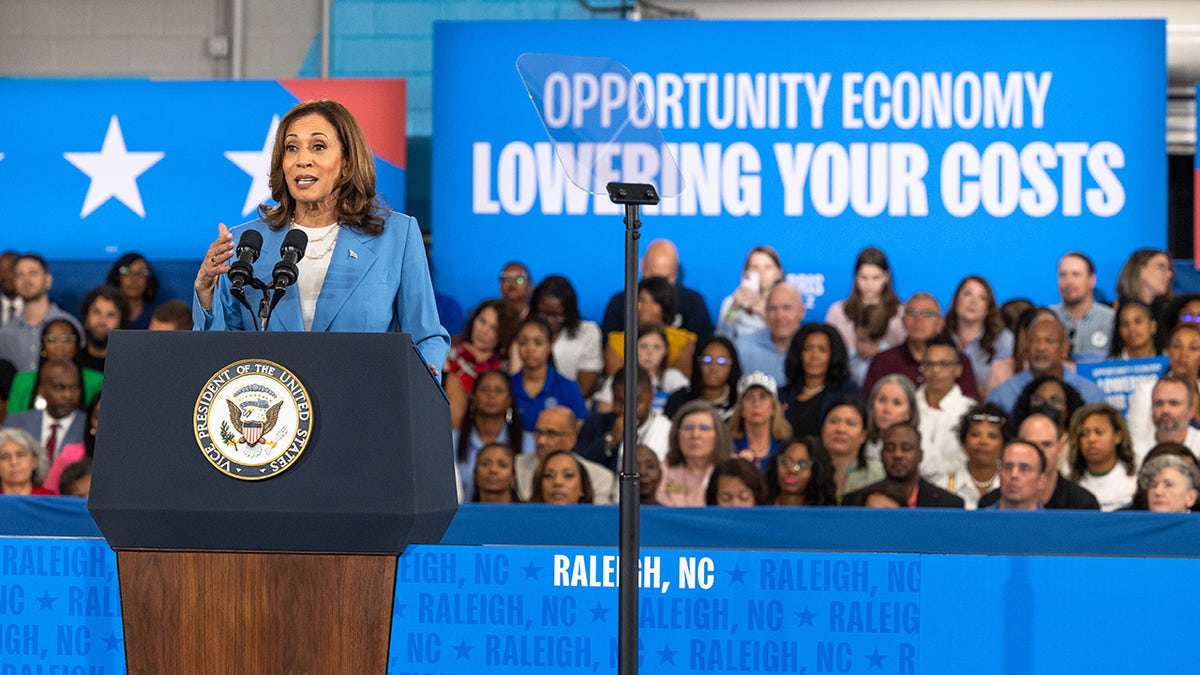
[984,440,1049,511]
[915,336,977,480]
[77,286,130,373]
[1049,252,1115,362]
[978,411,1099,510]
[862,293,979,400]
[842,423,964,508]
[516,406,616,504]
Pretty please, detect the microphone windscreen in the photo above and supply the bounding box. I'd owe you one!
[237,229,263,260]
[281,228,308,259]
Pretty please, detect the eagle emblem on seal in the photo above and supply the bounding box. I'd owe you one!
[226,398,284,449]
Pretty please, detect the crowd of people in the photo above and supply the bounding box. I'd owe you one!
[446,240,1200,514]
[2,227,1196,515]
[0,250,192,497]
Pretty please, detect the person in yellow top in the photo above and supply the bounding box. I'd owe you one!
[603,277,696,378]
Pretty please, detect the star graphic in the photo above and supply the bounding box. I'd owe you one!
[36,591,57,610]
[453,639,473,660]
[225,115,280,217]
[102,632,124,652]
[393,603,407,619]
[520,561,543,580]
[725,563,748,585]
[866,647,887,669]
[795,605,817,627]
[63,115,164,218]
[589,601,611,623]
[657,643,678,665]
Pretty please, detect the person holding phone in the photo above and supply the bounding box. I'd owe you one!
[716,246,784,340]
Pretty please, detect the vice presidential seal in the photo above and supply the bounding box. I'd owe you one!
[193,358,313,480]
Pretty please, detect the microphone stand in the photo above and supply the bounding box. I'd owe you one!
[605,181,659,675]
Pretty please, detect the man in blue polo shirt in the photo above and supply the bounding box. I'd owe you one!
[1049,252,1115,363]
[986,312,1106,412]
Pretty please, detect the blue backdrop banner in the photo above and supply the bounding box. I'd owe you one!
[433,19,1165,321]
[3,536,1197,674]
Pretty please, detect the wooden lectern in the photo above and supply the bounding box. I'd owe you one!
[89,331,457,674]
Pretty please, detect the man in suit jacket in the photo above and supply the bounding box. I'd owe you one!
[843,422,965,508]
[3,358,85,466]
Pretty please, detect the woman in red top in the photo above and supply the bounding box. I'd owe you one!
[446,299,519,429]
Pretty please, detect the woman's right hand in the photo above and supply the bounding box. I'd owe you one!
[195,223,234,312]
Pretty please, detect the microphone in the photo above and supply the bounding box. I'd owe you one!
[228,230,263,291]
[271,229,308,290]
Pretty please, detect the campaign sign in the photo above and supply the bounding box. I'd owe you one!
[1076,356,1168,413]
[433,20,1165,321]
[0,79,406,260]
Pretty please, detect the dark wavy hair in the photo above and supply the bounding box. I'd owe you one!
[458,298,519,359]
[820,396,870,469]
[1012,375,1084,432]
[638,276,677,323]
[840,247,900,326]
[80,285,131,330]
[687,335,742,395]
[944,275,1006,363]
[104,253,159,304]
[260,99,386,235]
[705,458,769,506]
[1109,299,1160,357]
[530,450,595,504]
[764,436,838,506]
[456,369,523,464]
[784,322,850,388]
[470,442,521,503]
[529,275,584,340]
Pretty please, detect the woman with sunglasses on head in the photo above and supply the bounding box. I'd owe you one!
[663,336,742,422]
[936,403,1012,509]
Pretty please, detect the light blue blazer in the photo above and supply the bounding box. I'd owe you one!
[193,211,450,370]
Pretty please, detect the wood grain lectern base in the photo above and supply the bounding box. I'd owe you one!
[117,551,397,675]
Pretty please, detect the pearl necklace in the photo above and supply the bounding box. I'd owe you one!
[292,222,341,261]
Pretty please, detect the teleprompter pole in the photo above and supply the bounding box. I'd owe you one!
[606,181,660,675]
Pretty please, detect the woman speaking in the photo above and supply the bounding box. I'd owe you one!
[193,99,449,371]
